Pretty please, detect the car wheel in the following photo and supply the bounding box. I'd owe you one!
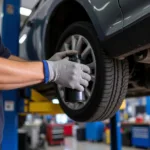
[55,22,129,122]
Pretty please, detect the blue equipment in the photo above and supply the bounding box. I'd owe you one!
[85,122,104,141]
[132,126,150,148]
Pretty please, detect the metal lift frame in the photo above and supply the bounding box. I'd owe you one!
[2,0,20,150]
[1,0,122,150]
[110,111,122,150]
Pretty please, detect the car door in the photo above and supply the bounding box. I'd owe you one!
[119,0,150,27]
[19,1,41,61]
[118,0,150,51]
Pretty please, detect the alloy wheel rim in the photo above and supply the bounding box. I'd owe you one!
[58,34,96,110]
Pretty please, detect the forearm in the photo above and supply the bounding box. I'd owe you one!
[0,57,44,86]
[0,80,41,90]
[9,55,27,61]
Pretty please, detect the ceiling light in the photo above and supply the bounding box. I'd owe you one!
[20,7,32,16]
[52,99,59,104]
[19,34,27,44]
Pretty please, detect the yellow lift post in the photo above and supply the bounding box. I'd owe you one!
[24,89,64,115]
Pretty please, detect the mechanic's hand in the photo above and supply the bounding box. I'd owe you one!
[47,58,91,91]
[49,50,77,61]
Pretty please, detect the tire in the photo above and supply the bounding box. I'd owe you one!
[56,22,129,122]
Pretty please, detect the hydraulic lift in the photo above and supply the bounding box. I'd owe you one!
[1,0,122,150]
[110,112,122,150]
[2,0,20,150]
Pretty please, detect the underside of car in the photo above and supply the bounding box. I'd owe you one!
[127,53,150,97]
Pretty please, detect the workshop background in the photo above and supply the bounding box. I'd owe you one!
[0,0,150,150]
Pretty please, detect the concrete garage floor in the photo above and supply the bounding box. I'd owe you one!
[48,137,144,150]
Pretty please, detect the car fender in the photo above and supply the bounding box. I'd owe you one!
[75,0,105,40]
[77,0,123,39]
[42,0,123,57]
[42,0,101,43]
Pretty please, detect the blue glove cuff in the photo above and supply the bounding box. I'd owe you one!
[42,60,50,84]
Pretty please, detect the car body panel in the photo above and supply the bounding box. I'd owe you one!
[19,15,38,60]
[19,0,150,60]
[19,1,44,60]
[19,7,39,60]
[81,0,123,37]
[119,0,150,28]
[20,0,124,60]
[35,0,59,60]
[42,0,123,40]
[39,0,124,59]
[106,0,150,58]
[20,0,65,60]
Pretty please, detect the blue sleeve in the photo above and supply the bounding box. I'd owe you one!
[42,60,50,84]
[0,36,11,58]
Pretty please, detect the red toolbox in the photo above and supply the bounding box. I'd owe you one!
[47,124,64,145]
[64,123,74,136]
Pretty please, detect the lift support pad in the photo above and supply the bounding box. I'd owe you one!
[24,89,64,115]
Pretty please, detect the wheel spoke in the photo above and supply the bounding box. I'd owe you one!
[58,84,64,98]
[81,45,91,59]
[91,75,96,82]
[59,90,64,98]
[74,103,79,109]
[58,84,64,90]
[71,103,77,109]
[76,36,83,51]
[75,102,84,109]
[68,103,74,108]
[71,36,77,50]
[87,61,96,69]
[64,43,69,51]
[85,88,91,98]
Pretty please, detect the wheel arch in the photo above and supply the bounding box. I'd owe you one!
[43,0,104,58]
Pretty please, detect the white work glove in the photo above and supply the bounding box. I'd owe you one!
[47,58,91,91]
[49,50,77,61]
